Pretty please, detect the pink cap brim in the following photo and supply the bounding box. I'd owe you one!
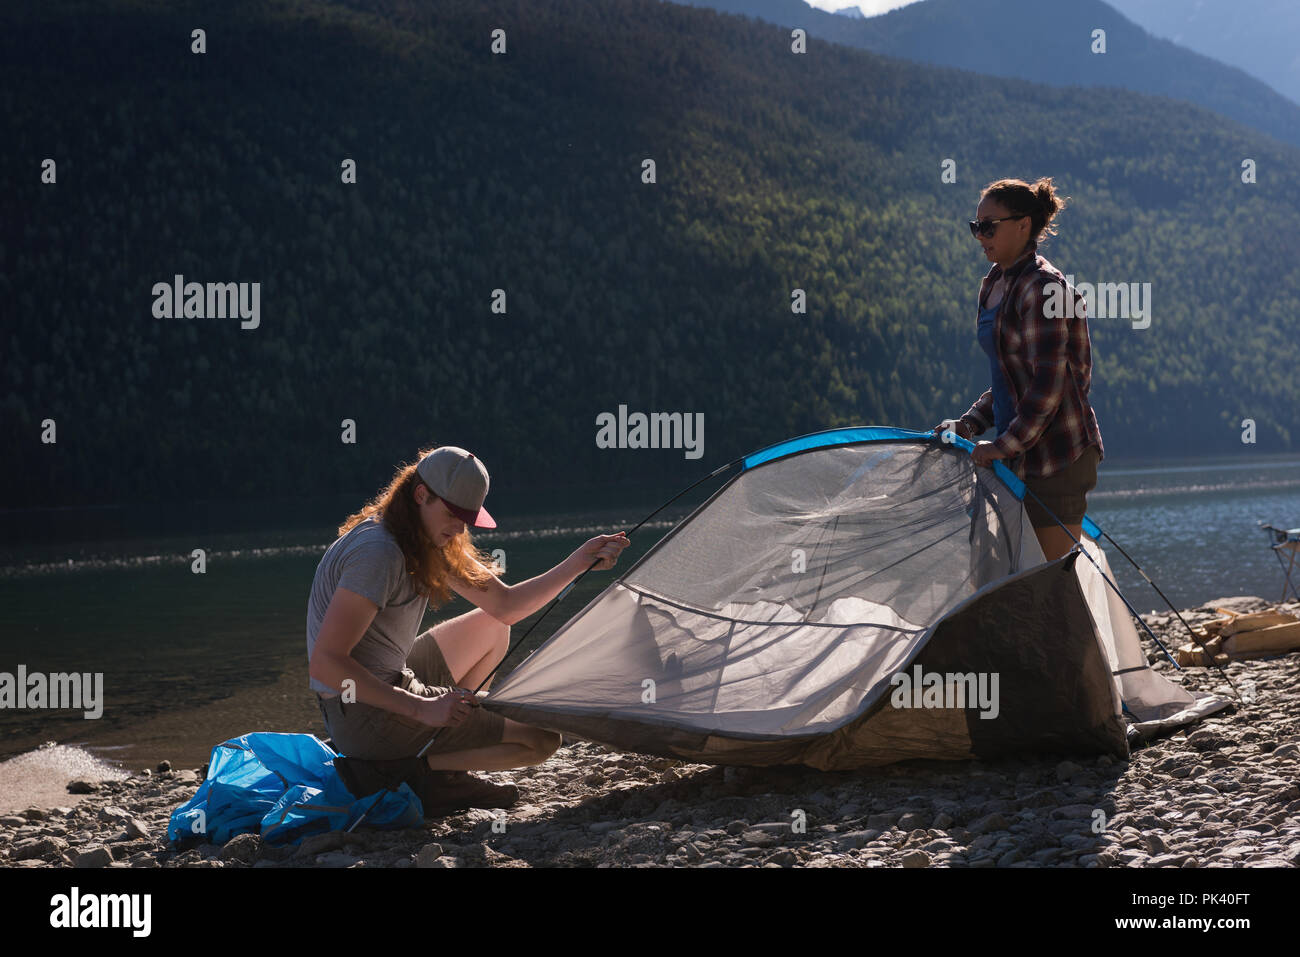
[443,499,496,529]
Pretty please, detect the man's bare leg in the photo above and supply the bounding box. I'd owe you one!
[424,718,561,772]
[432,606,510,692]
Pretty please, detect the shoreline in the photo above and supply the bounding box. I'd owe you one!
[3,594,1299,867]
[0,668,322,813]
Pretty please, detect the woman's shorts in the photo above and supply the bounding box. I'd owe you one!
[1012,444,1100,529]
[317,627,507,761]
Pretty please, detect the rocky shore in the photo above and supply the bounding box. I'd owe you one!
[4,596,1298,869]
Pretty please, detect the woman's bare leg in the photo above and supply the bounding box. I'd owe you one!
[1034,523,1083,561]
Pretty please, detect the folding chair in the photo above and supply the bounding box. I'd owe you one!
[1258,521,1300,602]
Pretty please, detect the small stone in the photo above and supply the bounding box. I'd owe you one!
[74,846,114,868]
[1142,832,1167,855]
[14,837,68,861]
[968,812,1010,835]
[218,833,261,864]
[416,843,446,868]
[901,850,930,868]
[288,831,343,858]
[830,830,880,850]
[1186,729,1225,751]
[1055,761,1083,781]
[124,818,151,840]
[157,760,172,772]
[67,780,99,794]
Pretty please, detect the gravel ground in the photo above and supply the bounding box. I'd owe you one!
[4,595,1297,869]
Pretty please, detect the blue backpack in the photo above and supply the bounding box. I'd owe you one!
[167,732,422,847]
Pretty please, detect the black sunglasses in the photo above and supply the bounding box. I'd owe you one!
[969,214,1027,238]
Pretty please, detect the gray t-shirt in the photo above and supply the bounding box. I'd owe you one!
[306,516,429,695]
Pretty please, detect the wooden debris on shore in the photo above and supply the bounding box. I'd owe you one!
[1177,607,1300,666]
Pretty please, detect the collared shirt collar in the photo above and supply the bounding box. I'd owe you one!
[988,239,1039,281]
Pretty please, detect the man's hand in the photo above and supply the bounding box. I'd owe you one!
[411,689,477,728]
[577,532,630,571]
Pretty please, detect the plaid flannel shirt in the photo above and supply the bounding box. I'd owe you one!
[960,241,1104,478]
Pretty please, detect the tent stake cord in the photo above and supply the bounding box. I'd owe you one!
[1014,474,1243,706]
[939,429,1243,705]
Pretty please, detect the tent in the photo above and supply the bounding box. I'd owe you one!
[481,427,1230,770]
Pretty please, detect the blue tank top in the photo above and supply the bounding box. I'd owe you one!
[977,301,1016,435]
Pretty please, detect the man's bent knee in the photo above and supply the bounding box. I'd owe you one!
[524,729,562,765]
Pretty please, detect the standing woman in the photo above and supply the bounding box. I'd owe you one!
[306,445,629,809]
[935,177,1104,561]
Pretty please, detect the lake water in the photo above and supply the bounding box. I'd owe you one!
[1,451,1297,783]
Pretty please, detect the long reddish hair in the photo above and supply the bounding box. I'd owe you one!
[338,446,501,607]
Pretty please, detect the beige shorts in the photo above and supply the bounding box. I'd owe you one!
[317,626,507,760]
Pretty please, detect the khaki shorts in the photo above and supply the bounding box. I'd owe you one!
[317,626,507,761]
[1012,444,1100,529]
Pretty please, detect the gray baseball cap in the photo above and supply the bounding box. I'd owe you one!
[416,446,496,529]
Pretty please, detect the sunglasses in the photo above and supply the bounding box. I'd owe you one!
[968,214,1027,238]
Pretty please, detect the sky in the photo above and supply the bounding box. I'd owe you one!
[805,0,922,14]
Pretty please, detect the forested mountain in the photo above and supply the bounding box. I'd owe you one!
[1108,0,1300,108]
[678,0,1300,149]
[3,0,1296,509]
